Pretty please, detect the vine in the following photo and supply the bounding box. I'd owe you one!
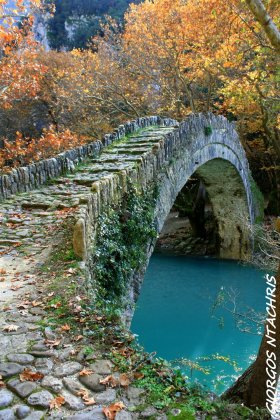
[93,183,158,301]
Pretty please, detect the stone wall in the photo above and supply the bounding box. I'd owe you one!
[0,116,176,202]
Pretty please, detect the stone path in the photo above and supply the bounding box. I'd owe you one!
[0,126,176,419]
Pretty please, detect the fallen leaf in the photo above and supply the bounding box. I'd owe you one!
[112,341,124,347]
[84,397,96,406]
[119,373,131,387]
[60,324,71,332]
[0,375,5,388]
[74,335,83,341]
[11,285,23,291]
[3,325,19,332]
[100,375,119,388]
[103,402,126,420]
[133,372,144,380]
[77,389,88,398]
[49,395,66,409]
[20,369,44,382]
[118,347,134,357]
[45,339,61,348]
[0,269,6,275]
[77,388,96,405]
[79,368,94,376]
[32,300,43,307]
[66,268,76,274]
[73,305,82,313]
[50,302,62,309]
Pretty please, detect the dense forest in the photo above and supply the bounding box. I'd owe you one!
[47,0,140,49]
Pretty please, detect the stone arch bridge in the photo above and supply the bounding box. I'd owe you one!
[0,113,260,304]
[69,113,257,262]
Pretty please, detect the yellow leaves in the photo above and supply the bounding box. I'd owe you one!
[1,127,86,172]
[223,61,234,68]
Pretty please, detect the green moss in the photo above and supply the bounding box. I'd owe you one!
[168,406,196,420]
[204,126,213,136]
[92,182,157,300]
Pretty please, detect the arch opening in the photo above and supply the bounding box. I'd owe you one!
[155,158,251,262]
[156,176,220,257]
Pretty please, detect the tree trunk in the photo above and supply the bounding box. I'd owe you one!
[245,0,280,53]
[223,264,280,412]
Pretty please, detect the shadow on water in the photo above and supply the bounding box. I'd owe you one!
[131,253,266,394]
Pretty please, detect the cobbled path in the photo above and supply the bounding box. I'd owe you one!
[0,126,176,420]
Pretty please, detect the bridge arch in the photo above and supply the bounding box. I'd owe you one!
[124,113,260,308]
[155,133,254,261]
[66,112,261,310]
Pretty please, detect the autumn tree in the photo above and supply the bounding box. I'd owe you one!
[0,0,45,104]
[0,1,90,169]
[119,0,279,209]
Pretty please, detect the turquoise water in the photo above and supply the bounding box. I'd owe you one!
[131,254,266,394]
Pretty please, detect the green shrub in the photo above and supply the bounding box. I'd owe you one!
[93,183,157,300]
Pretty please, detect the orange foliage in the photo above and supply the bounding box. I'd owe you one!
[0,127,87,171]
[0,0,46,106]
[0,0,279,177]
